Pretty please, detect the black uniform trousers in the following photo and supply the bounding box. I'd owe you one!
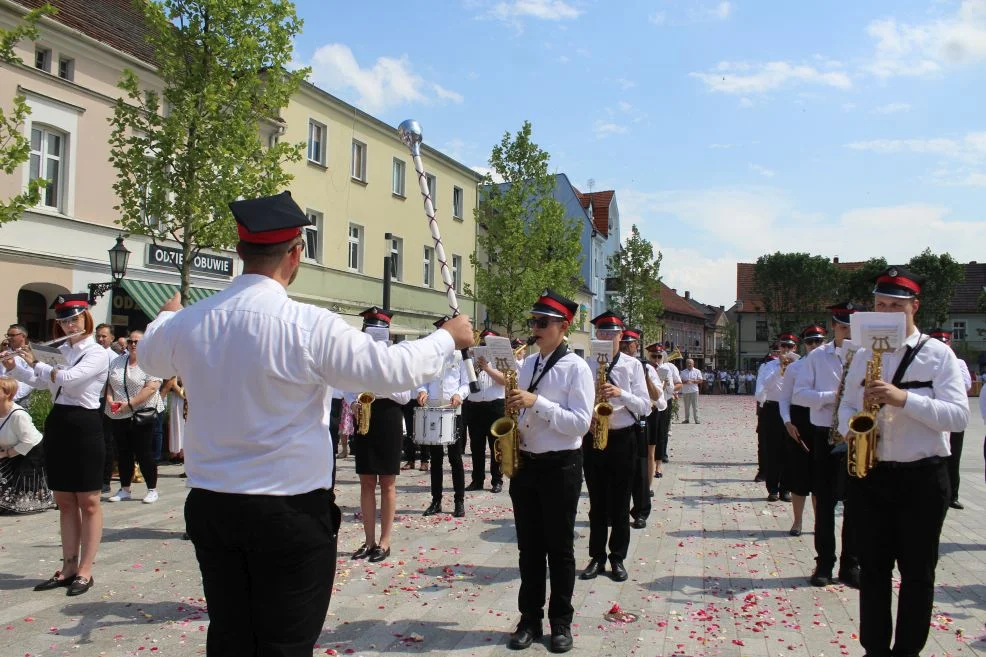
[583,426,635,563]
[656,407,671,461]
[630,411,655,521]
[185,487,341,657]
[947,431,964,502]
[758,401,788,496]
[755,403,764,475]
[509,448,582,627]
[811,426,856,573]
[429,415,465,502]
[464,398,504,487]
[850,459,950,657]
[329,397,342,455]
[400,399,428,465]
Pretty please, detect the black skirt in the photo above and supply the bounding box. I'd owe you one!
[43,404,105,492]
[351,398,403,476]
[782,405,814,496]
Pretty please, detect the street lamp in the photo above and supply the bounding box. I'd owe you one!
[734,299,744,371]
[88,235,130,304]
[483,313,492,332]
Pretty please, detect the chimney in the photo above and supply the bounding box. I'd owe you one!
[719,305,725,311]
[972,260,978,265]
[685,291,691,299]
[671,288,677,294]
[833,256,840,264]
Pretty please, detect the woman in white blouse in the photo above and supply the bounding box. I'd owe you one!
[0,376,53,514]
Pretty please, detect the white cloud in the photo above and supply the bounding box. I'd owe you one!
[863,0,986,78]
[649,11,667,26]
[489,0,582,22]
[712,1,732,20]
[691,60,852,94]
[845,131,986,162]
[470,166,505,184]
[617,100,634,113]
[307,44,463,113]
[873,102,912,114]
[750,163,776,178]
[556,55,571,64]
[739,97,754,108]
[615,77,637,90]
[594,121,628,138]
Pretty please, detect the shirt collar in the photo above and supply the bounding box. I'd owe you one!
[235,273,288,297]
[60,335,96,354]
[901,328,921,350]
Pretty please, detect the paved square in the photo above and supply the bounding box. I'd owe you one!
[1,395,983,656]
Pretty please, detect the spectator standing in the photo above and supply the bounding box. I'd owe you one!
[680,359,703,424]
[0,375,52,513]
[94,324,118,493]
[3,325,35,404]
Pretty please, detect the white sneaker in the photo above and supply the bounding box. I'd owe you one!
[142,489,159,504]
[107,488,131,502]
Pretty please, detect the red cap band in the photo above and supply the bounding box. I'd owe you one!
[364,312,391,324]
[57,300,88,310]
[876,275,921,294]
[538,296,574,322]
[237,225,303,245]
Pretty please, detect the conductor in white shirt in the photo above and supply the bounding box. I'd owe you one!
[138,192,474,657]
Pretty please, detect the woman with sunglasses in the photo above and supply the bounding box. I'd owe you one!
[2,294,108,596]
[105,331,164,504]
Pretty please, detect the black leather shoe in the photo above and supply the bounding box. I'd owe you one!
[66,576,94,596]
[632,517,647,529]
[491,482,503,493]
[507,620,543,650]
[661,456,669,464]
[838,564,861,589]
[423,500,442,516]
[810,566,833,587]
[950,499,964,510]
[767,492,779,502]
[367,546,391,563]
[549,624,573,653]
[579,558,605,580]
[780,491,792,502]
[34,572,74,591]
[453,500,466,518]
[352,543,374,560]
[465,481,483,491]
[753,472,765,482]
[609,560,629,582]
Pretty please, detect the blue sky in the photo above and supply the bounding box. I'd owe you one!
[290,0,986,306]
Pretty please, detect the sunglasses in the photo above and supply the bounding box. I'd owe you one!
[5,332,22,338]
[804,337,824,345]
[526,317,563,329]
[127,339,139,345]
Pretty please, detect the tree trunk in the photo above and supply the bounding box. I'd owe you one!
[180,229,192,307]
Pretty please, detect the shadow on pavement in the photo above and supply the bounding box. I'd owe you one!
[318,618,510,653]
[0,571,34,591]
[642,574,812,596]
[58,599,208,644]
[667,528,791,539]
[100,526,188,542]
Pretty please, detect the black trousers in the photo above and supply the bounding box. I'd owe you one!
[509,448,582,626]
[947,431,964,502]
[630,414,653,521]
[811,426,856,572]
[101,407,115,485]
[464,398,504,486]
[429,415,465,501]
[583,427,635,562]
[758,402,788,495]
[851,459,950,657]
[111,417,158,489]
[401,400,428,465]
[755,403,764,474]
[656,407,671,461]
[185,488,340,657]
[329,397,342,455]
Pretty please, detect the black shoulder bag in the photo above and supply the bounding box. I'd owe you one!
[123,364,159,427]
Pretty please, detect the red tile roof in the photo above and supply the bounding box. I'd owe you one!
[660,283,707,319]
[735,261,866,312]
[572,188,615,236]
[12,0,156,65]
[952,262,986,313]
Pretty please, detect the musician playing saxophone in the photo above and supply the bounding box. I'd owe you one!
[503,290,593,654]
[579,312,651,584]
[837,267,969,657]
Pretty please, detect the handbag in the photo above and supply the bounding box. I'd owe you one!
[123,363,159,427]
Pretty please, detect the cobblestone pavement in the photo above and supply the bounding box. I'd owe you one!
[1,395,984,657]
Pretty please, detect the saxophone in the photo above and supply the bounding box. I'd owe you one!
[592,353,614,450]
[846,338,890,478]
[828,345,856,445]
[355,392,375,435]
[491,358,521,478]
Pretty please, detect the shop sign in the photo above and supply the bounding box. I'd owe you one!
[147,244,233,278]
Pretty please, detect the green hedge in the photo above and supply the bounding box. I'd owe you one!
[26,389,53,432]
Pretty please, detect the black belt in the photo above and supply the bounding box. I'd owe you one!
[372,398,401,409]
[875,455,943,470]
[897,381,932,390]
[465,398,502,405]
[762,400,779,407]
[519,448,579,462]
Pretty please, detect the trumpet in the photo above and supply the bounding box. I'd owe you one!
[355,392,375,435]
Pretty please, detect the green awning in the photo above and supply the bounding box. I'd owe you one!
[120,279,220,317]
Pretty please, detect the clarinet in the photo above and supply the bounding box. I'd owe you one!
[828,345,856,445]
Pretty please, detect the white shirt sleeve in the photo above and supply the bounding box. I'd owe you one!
[778,364,797,424]
[619,359,654,418]
[10,410,43,455]
[897,348,969,433]
[792,349,836,411]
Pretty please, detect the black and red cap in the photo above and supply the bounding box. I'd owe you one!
[929,328,952,343]
[433,315,451,329]
[510,337,524,350]
[645,343,664,354]
[800,324,827,340]
[51,293,89,321]
[590,310,624,331]
[229,191,312,245]
[873,266,924,299]
[530,289,578,322]
[778,333,800,346]
[479,329,500,340]
[622,327,642,342]
[769,342,781,351]
[827,301,858,325]
[360,306,393,328]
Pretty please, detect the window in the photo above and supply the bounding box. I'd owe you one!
[392,158,406,196]
[34,47,51,72]
[307,120,326,165]
[351,139,367,181]
[57,57,74,81]
[423,246,434,287]
[451,254,462,293]
[389,236,403,281]
[452,186,463,219]
[755,320,769,342]
[30,126,65,210]
[952,321,967,340]
[348,223,362,271]
[304,210,322,262]
[426,173,437,208]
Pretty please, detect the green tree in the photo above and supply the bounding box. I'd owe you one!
[606,224,663,342]
[907,248,965,329]
[0,3,55,226]
[752,252,840,338]
[469,121,583,336]
[836,257,887,307]
[109,0,308,304]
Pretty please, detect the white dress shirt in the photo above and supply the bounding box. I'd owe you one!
[680,367,703,394]
[419,351,471,410]
[138,274,455,495]
[980,385,986,422]
[792,341,845,428]
[517,350,594,453]
[756,359,785,404]
[779,358,809,424]
[656,361,681,398]
[645,362,667,412]
[10,336,108,410]
[467,367,505,403]
[10,356,34,402]
[837,330,969,462]
[587,352,652,430]
[956,358,972,392]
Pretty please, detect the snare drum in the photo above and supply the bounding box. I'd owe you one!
[413,406,458,446]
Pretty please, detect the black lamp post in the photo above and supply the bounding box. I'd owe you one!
[483,313,491,332]
[382,232,393,311]
[88,235,130,304]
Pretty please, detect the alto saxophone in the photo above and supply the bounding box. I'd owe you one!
[491,358,521,478]
[592,353,614,450]
[846,338,890,478]
[356,392,375,435]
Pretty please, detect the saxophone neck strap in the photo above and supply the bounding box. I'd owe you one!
[891,337,930,388]
[527,343,570,394]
